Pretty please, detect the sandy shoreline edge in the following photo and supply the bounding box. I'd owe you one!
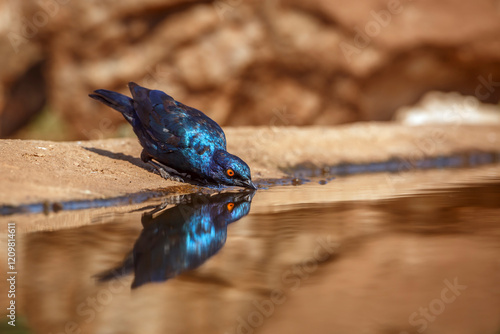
[0,124,499,206]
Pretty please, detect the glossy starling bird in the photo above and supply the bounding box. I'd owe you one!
[95,191,254,288]
[89,82,256,189]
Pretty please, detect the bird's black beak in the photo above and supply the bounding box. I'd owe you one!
[239,179,258,190]
[243,192,255,201]
[232,190,256,202]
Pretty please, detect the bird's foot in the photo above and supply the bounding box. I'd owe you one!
[148,161,186,183]
[156,168,184,183]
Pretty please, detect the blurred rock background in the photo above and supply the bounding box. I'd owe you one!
[1,0,500,140]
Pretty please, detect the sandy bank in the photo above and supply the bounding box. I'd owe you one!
[0,123,499,206]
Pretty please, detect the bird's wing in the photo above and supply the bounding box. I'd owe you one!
[129,83,226,153]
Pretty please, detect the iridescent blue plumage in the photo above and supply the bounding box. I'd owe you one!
[89,82,256,189]
[95,191,254,288]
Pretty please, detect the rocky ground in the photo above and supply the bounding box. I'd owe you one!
[1,123,499,207]
[2,0,500,139]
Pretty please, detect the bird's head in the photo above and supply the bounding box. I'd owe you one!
[209,191,255,224]
[211,150,257,189]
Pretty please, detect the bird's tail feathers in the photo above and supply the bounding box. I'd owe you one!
[89,89,135,123]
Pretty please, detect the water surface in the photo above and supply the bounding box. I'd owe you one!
[3,166,500,334]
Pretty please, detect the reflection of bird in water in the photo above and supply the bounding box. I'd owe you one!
[89,83,256,189]
[96,191,254,289]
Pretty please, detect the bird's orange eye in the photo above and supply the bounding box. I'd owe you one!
[227,203,234,211]
[227,169,235,177]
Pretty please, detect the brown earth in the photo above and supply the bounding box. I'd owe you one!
[1,123,500,207]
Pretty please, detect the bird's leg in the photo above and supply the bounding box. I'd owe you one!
[140,150,152,163]
[140,149,181,182]
[141,150,198,185]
